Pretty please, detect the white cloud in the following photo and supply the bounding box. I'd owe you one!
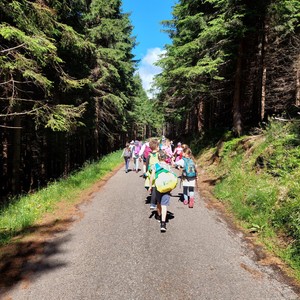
[138,48,166,98]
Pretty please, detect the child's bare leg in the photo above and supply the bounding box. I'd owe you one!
[157,203,162,216]
[161,205,167,222]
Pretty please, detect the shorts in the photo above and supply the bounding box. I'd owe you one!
[156,190,170,206]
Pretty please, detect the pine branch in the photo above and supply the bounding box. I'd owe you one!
[0,107,42,117]
[0,124,23,129]
[0,43,25,53]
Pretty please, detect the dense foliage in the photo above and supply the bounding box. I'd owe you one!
[0,0,163,199]
[155,0,300,139]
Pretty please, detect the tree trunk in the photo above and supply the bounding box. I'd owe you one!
[232,42,243,136]
[260,20,268,120]
[197,99,204,133]
[11,113,22,195]
[64,134,70,176]
[94,98,100,158]
[1,127,9,200]
[296,56,300,106]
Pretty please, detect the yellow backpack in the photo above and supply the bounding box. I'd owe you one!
[154,163,178,193]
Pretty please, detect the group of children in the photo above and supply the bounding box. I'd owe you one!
[121,137,198,232]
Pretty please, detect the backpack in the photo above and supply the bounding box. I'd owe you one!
[182,157,197,180]
[143,144,152,159]
[134,145,141,156]
[123,148,131,158]
[154,163,178,193]
[148,152,159,171]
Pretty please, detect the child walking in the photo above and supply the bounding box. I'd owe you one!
[149,150,172,232]
[175,148,197,208]
[145,139,160,210]
[161,138,173,164]
[121,142,132,173]
[173,142,183,162]
[132,140,141,172]
[138,140,152,178]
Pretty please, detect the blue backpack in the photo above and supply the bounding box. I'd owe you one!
[182,157,197,180]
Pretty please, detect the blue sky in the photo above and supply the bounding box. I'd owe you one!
[121,0,176,97]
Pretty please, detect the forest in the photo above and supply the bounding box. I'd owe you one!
[1,0,299,201]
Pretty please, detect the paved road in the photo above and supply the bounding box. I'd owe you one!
[4,165,299,299]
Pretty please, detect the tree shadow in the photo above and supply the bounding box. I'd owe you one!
[0,219,73,294]
[202,176,226,186]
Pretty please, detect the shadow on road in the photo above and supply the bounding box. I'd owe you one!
[149,210,174,223]
[0,219,73,294]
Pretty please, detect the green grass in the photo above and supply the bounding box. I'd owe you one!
[0,150,123,245]
[203,120,300,280]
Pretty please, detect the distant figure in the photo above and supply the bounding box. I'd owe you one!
[132,140,141,172]
[139,140,152,178]
[161,138,173,164]
[173,142,183,162]
[121,142,132,173]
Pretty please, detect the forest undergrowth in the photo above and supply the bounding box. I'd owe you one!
[197,119,300,281]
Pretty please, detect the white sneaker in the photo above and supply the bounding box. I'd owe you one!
[150,204,156,210]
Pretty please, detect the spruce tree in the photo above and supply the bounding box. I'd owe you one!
[84,0,137,151]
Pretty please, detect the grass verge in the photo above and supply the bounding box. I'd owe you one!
[198,120,300,282]
[0,150,123,246]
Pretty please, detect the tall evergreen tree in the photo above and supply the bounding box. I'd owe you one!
[84,0,137,152]
[155,0,300,138]
[0,0,92,195]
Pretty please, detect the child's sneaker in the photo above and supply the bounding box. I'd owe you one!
[183,199,188,205]
[160,222,167,232]
[189,197,194,208]
[150,204,156,210]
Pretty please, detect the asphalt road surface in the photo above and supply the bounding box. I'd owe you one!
[4,165,299,300]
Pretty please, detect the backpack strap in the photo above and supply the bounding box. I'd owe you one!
[154,163,169,179]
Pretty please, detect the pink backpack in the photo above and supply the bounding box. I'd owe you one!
[143,144,152,159]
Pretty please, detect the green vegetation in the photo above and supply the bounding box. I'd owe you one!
[0,151,123,246]
[1,0,165,199]
[155,0,300,138]
[202,119,300,279]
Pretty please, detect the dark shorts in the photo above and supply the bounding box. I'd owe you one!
[156,190,170,206]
